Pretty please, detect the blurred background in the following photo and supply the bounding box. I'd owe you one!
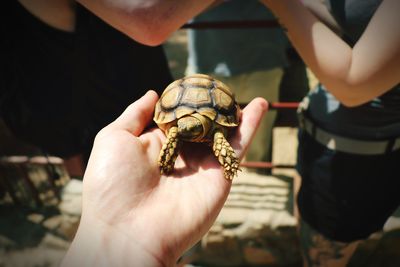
[1,9,400,267]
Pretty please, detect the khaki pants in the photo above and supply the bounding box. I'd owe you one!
[214,68,284,163]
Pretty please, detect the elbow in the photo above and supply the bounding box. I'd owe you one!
[114,2,184,46]
[330,81,375,108]
[111,15,173,46]
[125,25,171,46]
[142,26,173,47]
[142,34,170,47]
[321,71,379,107]
[337,96,366,108]
[126,15,174,46]
[77,0,174,46]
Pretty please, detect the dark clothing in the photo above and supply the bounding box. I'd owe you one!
[297,0,400,242]
[308,0,400,139]
[326,0,381,46]
[309,84,400,140]
[297,130,400,242]
[0,1,172,157]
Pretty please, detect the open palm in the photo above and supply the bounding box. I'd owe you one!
[74,90,267,265]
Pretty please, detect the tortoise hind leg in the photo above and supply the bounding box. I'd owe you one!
[158,126,181,175]
[213,131,240,180]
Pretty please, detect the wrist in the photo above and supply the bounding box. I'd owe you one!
[61,216,172,267]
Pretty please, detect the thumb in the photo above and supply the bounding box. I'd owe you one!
[112,90,159,136]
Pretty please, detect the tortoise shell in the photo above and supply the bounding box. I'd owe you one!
[154,74,240,131]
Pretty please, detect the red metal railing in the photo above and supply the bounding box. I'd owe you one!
[239,101,300,169]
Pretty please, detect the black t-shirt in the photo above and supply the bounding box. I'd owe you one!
[0,1,173,157]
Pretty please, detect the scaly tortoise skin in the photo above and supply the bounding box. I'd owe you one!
[153,74,241,180]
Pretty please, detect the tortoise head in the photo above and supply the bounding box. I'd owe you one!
[177,113,211,142]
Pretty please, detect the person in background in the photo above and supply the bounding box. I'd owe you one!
[258,0,400,266]
[0,0,173,177]
[186,0,289,168]
[60,91,268,267]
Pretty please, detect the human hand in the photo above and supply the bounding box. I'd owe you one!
[61,90,268,267]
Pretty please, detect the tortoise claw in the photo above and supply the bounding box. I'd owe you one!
[213,131,240,180]
[158,126,180,175]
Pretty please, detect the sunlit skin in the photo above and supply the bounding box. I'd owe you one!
[61,91,267,267]
[77,0,216,46]
[260,0,400,107]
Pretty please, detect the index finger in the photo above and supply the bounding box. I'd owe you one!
[231,97,269,159]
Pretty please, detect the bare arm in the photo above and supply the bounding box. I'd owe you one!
[261,0,400,107]
[18,0,76,32]
[76,0,216,46]
[302,0,342,35]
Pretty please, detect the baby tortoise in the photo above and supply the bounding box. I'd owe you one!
[153,74,241,180]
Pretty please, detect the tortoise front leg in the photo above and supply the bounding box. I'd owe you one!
[158,126,181,175]
[213,131,240,180]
